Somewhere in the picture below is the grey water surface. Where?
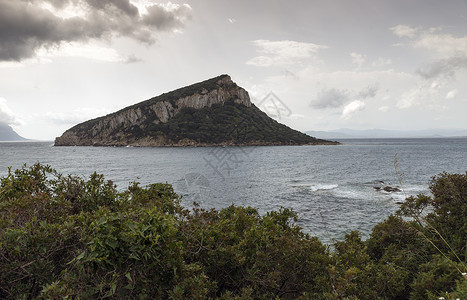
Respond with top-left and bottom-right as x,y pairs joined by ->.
1,138 -> 466,243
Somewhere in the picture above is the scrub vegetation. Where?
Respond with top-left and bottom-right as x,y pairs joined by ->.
143,100 -> 323,145
0,164 -> 466,299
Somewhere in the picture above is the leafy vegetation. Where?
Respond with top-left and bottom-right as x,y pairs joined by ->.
141,100 -> 326,145
1,164 -> 466,299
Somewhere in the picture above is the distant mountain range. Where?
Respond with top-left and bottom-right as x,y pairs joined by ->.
0,123 -> 26,141
306,128 -> 467,139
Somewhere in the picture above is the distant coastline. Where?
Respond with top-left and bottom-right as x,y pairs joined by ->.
306,128 -> 467,140
0,123 -> 27,142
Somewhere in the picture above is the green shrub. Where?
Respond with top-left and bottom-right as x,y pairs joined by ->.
1,164 -> 467,299
410,256 -> 463,300
0,164 -> 331,299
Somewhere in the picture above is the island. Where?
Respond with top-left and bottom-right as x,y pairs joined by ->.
55,75 -> 338,146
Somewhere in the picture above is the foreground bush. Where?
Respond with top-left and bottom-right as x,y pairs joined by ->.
0,164 -> 466,299
0,164 -> 332,299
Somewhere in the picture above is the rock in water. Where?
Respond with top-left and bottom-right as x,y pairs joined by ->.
55,75 -> 338,146
374,185 -> 402,193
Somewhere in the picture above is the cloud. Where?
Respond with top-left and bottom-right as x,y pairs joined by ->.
38,42 -> 126,62
142,3 -> 191,31
378,106 -> 390,112
246,39 -> 328,67
372,57 -> 392,67
413,32 -> 467,57
417,56 -> 467,79
124,54 -> 143,64
0,97 -> 22,125
311,88 -> 350,109
86,0 -> 139,16
390,25 -> 418,38
396,79 -> 445,109
391,25 -> 467,79
311,85 -> 378,109
246,56 -> 275,67
446,89 -> 458,100
341,100 -> 365,120
350,52 -> 365,68
390,25 -> 467,56
0,0 -> 192,61
357,85 -> 379,99
0,61 -> 26,68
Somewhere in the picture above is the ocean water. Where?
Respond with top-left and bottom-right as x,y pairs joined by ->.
1,138 -> 466,243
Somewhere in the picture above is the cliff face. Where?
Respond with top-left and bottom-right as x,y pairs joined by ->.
55,75 -> 337,146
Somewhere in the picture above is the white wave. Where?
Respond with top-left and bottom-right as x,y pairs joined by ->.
309,184 -> 339,192
333,187 -> 368,200
291,183 -> 339,192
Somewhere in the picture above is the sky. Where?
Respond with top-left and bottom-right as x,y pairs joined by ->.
1,0 -> 467,140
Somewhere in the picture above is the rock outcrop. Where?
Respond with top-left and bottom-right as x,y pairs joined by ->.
373,181 -> 402,193
55,75 -> 338,146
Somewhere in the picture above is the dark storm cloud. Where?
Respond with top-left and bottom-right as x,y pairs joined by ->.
85,0 -> 139,17
0,0 -> 192,61
417,56 -> 467,79
143,4 -> 191,30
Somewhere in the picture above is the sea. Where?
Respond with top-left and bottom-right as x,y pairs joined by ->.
1,138 -> 466,244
